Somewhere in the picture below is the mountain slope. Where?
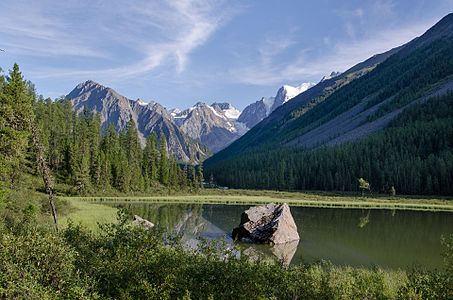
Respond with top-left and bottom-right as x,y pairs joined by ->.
207,92 -> 453,195
237,97 -> 274,129
174,102 -> 243,153
67,81 -> 208,162
205,13 -> 453,195
238,82 -> 315,128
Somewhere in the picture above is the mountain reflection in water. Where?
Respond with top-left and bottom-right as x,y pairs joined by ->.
107,202 -> 453,270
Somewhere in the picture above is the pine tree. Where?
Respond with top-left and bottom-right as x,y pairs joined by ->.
158,135 -> 169,185
143,133 -> 159,184
0,63 -> 34,187
124,119 -> 143,191
89,114 -> 102,186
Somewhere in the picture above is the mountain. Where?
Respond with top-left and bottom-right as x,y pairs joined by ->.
270,83 -> 316,112
205,13 -> 453,195
66,80 -> 208,162
171,102 -> 244,153
320,71 -> 341,82
238,82 -> 315,128
211,102 -> 241,119
237,97 -> 273,129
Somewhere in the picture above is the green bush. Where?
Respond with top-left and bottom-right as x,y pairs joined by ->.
1,213 -> 451,299
0,228 -> 96,299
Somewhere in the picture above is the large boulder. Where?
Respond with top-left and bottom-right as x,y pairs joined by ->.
232,203 -> 299,244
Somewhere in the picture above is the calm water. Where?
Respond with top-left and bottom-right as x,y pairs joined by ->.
106,202 -> 453,270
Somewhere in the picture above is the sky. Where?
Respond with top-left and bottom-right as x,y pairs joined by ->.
0,0 -> 452,110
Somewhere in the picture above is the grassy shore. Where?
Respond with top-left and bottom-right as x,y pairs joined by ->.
59,197 -> 118,231
58,189 -> 453,230
61,189 -> 453,212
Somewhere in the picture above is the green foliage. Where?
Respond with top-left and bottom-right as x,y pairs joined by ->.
397,268 -> 450,299
62,217 -> 408,299
2,208 -> 452,299
0,227 -> 96,299
33,96 -> 200,195
159,135 -> 170,186
358,178 -> 370,195
0,63 -> 34,187
207,36 -> 453,197
206,93 -> 453,195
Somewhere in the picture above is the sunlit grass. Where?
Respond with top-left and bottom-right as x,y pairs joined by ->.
60,189 -> 453,212
59,198 -> 118,231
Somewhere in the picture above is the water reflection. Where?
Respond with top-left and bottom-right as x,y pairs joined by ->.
358,211 -> 370,228
107,202 -> 453,270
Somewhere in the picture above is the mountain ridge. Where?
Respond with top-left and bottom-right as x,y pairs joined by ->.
205,13 -> 453,193
67,80 -> 208,162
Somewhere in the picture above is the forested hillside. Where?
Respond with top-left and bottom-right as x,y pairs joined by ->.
206,92 -> 453,195
205,13 -> 453,195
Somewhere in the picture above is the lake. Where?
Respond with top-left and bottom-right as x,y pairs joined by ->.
104,202 -> 453,270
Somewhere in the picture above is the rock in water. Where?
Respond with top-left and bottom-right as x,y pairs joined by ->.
232,203 -> 299,244
133,215 -> 154,230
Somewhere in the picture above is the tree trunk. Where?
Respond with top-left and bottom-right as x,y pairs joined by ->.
30,122 -> 58,231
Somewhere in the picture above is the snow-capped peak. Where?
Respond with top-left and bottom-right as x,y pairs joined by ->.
211,102 -> 241,120
169,108 -> 182,117
270,82 -> 315,113
280,82 -> 316,103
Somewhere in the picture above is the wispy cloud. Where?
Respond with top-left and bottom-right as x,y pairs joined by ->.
0,2 -> 105,58
1,0 -> 238,81
231,18 -> 437,86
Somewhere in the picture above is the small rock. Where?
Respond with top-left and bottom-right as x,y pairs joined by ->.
232,203 -> 299,244
133,215 -> 154,230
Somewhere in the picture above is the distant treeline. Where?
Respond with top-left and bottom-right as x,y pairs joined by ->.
205,93 -> 453,195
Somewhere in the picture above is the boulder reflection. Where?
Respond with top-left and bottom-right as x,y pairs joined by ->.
238,240 -> 300,266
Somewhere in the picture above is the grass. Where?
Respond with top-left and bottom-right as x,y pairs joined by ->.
60,189 -> 453,212
59,198 -> 118,231
58,189 -> 453,230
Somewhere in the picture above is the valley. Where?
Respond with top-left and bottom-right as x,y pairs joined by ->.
1,4 -> 452,299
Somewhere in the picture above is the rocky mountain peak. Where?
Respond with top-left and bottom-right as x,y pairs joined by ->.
66,82 -> 208,162
271,82 -> 316,112
211,102 -> 241,120
320,71 -> 341,82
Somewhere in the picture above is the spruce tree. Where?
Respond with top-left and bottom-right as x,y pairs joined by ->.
159,136 -> 169,185
143,133 -> 159,184
0,63 -> 34,187
124,119 -> 143,191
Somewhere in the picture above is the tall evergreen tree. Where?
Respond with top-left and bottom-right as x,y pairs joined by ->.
143,132 -> 159,184
0,63 -> 34,187
159,136 -> 169,185
124,119 -> 143,191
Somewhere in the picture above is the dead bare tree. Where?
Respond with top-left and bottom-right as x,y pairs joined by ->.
30,121 -> 58,231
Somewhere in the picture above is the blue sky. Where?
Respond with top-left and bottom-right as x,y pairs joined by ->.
0,0 -> 452,110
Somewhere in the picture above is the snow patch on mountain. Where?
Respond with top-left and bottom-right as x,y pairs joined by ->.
238,81 -> 315,129
320,71 -> 341,82
282,82 -> 316,103
224,107 -> 241,119
262,96 -> 276,115
207,104 -> 227,119
136,99 -> 148,106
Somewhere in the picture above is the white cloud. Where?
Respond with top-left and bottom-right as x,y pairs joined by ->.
0,2 -> 105,58
1,0 -> 237,81
231,19 -> 437,86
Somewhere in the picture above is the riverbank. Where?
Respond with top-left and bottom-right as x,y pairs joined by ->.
61,189 -> 453,212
